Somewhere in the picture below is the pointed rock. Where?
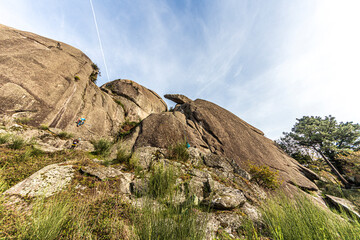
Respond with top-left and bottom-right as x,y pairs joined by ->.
164,94 -> 192,104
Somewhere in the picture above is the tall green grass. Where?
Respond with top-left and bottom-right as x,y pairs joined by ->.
258,193 -> 360,240
133,200 -> 206,240
20,197 -> 72,240
147,164 -> 177,199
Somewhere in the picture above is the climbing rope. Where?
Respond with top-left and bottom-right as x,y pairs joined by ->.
89,0 -> 110,82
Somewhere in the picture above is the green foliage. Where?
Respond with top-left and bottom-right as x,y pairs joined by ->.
74,75 -> 80,81
168,142 -> 190,162
148,164 -> 177,199
91,139 -> 112,157
21,197 -> 72,240
249,163 -> 281,190
39,124 -> 49,130
116,119 -> 139,140
260,193 -> 360,240
0,133 -> 12,144
335,151 -> 360,185
90,63 -> 100,84
278,115 -> 360,162
91,63 -> 99,71
57,131 -> 74,140
8,136 -> 26,150
15,117 -> 31,125
133,200 -> 206,240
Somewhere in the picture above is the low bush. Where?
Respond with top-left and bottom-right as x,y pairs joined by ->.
91,139 -> 112,157
57,131 -> 74,140
74,76 -> 80,81
116,120 -> 139,140
168,142 -> 189,162
249,163 -> 281,190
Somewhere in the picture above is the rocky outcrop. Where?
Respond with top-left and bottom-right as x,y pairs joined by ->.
325,194 -> 360,220
127,97 -> 318,191
101,79 -> 167,122
164,94 -> 192,104
0,24 -> 125,139
4,163 -> 75,198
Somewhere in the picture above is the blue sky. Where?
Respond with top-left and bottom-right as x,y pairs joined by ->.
1,0 -> 359,139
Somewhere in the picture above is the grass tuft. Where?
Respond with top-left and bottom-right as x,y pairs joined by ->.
39,124 -> 49,131
57,131 -> 74,140
0,133 -> 12,144
168,142 -> 189,162
8,136 -> 26,150
15,117 -> 31,125
91,139 -> 112,157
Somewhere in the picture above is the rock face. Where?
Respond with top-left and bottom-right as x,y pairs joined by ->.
4,163 -> 75,198
101,79 -> 167,122
128,97 -> 318,191
0,24 -> 125,138
164,94 -> 192,104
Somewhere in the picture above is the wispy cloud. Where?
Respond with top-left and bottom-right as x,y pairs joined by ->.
0,0 -> 359,139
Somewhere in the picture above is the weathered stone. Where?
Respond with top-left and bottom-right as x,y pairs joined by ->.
203,154 -> 233,172
130,98 -> 318,192
0,24 -> 125,139
204,187 -> 246,210
325,194 -> 360,220
241,202 -> 261,221
81,165 -> 123,180
164,94 -> 192,104
130,178 -> 149,196
188,177 -> 207,201
101,79 -> 167,122
132,146 -> 166,169
4,163 -> 75,198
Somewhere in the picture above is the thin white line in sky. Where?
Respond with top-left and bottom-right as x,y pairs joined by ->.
89,0 -> 110,82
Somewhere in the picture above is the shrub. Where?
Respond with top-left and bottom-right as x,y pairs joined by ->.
116,120 -> 139,140
74,76 -> 80,81
8,136 -> 26,150
0,133 -> 11,144
15,117 -> 30,125
39,124 -> 49,131
168,142 -> 189,162
57,132 -> 74,140
91,139 -> 112,157
249,163 -> 281,190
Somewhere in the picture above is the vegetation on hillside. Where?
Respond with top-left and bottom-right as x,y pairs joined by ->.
277,115 -> 360,187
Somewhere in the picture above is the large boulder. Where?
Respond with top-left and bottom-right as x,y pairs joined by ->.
127,96 -> 318,191
4,163 -> 75,198
101,79 -> 167,122
0,24 -> 125,138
